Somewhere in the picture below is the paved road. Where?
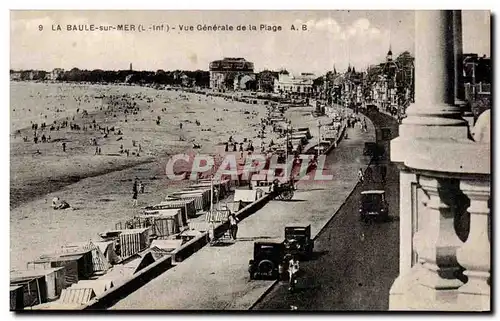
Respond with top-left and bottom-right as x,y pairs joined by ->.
253,111 -> 400,311
111,115 -> 375,310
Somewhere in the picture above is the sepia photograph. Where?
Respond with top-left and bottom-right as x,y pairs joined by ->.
8,8 -> 491,312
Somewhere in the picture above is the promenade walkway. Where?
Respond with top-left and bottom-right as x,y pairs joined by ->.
111,114 -> 375,310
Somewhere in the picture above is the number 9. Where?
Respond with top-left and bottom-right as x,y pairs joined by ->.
39,25 -> 43,31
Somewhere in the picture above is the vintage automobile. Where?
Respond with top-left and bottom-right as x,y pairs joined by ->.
249,239 -> 287,280
284,223 -> 314,259
366,104 -> 379,113
363,142 -> 377,156
359,190 -> 389,222
363,142 -> 385,159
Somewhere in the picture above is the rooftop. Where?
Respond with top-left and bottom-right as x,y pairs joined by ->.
255,238 -> 285,244
285,223 -> 311,228
361,190 -> 385,195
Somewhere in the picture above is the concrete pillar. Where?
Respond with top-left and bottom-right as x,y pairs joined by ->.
453,10 -> 466,105
400,10 -> 468,139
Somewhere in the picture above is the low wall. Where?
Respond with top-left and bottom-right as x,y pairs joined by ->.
325,123 -> 347,155
82,255 -> 173,310
235,194 -> 271,221
173,194 -> 270,263
171,233 -> 209,263
81,194 -> 271,310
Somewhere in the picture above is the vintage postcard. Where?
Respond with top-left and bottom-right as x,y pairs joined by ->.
9,10 -> 491,311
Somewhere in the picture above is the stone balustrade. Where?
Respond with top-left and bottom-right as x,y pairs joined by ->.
388,10 -> 491,311
389,167 -> 490,311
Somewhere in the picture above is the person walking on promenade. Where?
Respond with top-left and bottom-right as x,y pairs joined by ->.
132,178 -> 138,207
358,168 -> 364,183
287,255 -> 300,292
228,213 -> 239,240
62,142 -> 66,152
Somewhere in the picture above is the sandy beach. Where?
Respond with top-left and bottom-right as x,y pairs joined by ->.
10,81 -> 316,271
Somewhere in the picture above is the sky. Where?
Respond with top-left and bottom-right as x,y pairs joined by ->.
10,10 -> 491,75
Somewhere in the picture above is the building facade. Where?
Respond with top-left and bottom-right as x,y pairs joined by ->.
389,10 -> 490,311
209,57 -> 254,91
46,68 -> 65,81
274,72 -> 315,97
10,71 -> 22,81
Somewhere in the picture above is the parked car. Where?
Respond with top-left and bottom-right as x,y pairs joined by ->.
366,104 -> 379,113
359,190 -> 389,222
363,142 -> 378,156
363,142 -> 385,159
249,239 -> 287,280
284,224 -> 314,259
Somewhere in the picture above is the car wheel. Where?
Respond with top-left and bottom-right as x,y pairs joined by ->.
258,260 -> 275,279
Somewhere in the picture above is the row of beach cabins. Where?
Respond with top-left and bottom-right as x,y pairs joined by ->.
10,176 -> 239,310
10,100 -> 346,311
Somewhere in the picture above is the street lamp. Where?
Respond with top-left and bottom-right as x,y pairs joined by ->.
285,121 -> 291,179
317,120 -> 322,159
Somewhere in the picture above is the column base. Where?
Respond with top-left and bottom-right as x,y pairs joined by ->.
399,122 -> 469,140
390,136 -> 490,174
389,266 -> 490,311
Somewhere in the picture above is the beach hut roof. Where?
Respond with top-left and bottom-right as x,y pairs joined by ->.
10,275 -> 42,284
92,241 -> 115,257
150,239 -> 183,251
120,227 -> 150,234
35,253 -> 84,263
10,267 -> 64,281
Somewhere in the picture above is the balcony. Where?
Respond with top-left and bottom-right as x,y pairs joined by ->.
388,10 -> 491,311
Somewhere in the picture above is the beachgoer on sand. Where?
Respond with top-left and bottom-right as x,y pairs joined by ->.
132,178 -> 138,207
51,197 -> 70,210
